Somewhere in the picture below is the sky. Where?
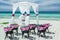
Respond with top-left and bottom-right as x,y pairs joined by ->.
0,0 -> 60,11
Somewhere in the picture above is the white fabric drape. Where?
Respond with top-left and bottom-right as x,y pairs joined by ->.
18,2 -> 30,14
32,4 -> 39,24
12,4 -> 18,14
9,2 -> 39,26
32,3 -> 38,14
9,17 -> 15,24
19,5 -> 26,14
25,5 -> 31,26
19,4 -> 26,26
19,14 -> 25,26
19,3 -> 30,26
25,7 -> 30,26
9,4 -> 18,26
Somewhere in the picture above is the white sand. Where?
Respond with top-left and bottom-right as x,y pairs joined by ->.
0,19 -> 60,40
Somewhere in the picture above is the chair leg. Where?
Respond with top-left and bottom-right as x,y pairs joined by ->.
22,32 -> 24,38
10,31 -> 14,39
11,34 -> 13,39
28,32 -> 29,37
10,34 -> 13,39
34,29 -> 35,33
5,33 -> 8,39
43,32 -> 46,37
39,32 -> 41,37
47,29 -> 49,32
29,30 -> 31,33
16,29 -> 18,35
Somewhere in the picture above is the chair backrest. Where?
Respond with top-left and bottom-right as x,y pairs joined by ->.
4,27 -> 13,32
14,25 -> 19,28
9,26 -> 14,30
38,26 -> 44,31
29,24 -> 36,29
44,23 -> 49,28
29,25 -> 33,29
4,27 -> 9,32
10,24 -> 19,28
21,27 -> 29,31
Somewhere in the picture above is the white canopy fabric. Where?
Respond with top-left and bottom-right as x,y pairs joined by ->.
12,4 -> 18,14
18,4 -> 26,26
12,2 -> 39,14
31,3 -> 39,24
25,7 -> 30,26
18,2 -> 31,26
19,5 -> 26,14
32,3 -> 39,14
9,17 -> 15,24
8,4 -> 18,25
18,2 -> 30,14
19,14 -> 25,26
9,2 -> 39,26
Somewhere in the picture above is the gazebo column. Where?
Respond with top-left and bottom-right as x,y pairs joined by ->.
19,6 -> 26,27
10,5 -> 16,24
21,13 -> 25,27
24,5 -> 30,26
9,4 -> 18,26
25,14 -> 30,26
12,13 -> 15,23
12,13 -> 15,19
25,10 -> 30,26
32,4 -> 39,25
19,13 -> 25,27
36,13 -> 39,25
8,13 -> 15,27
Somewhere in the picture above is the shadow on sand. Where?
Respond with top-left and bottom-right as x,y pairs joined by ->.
40,35 -> 53,39
15,33 -> 22,36
30,32 -> 36,35
9,37 -> 19,40
6,32 -> 54,40
46,31 -> 55,34
24,35 -> 36,40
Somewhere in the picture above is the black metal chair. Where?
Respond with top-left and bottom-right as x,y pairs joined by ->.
20,26 -> 29,38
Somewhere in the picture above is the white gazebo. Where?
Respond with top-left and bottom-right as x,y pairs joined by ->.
9,2 -> 39,27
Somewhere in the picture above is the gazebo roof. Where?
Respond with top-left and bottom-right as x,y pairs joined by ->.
12,2 -> 39,14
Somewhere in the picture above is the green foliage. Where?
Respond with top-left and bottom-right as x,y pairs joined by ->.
2,22 -> 9,24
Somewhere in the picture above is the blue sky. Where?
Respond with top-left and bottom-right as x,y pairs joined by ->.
0,0 -> 60,11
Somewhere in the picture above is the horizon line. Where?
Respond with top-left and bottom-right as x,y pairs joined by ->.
0,11 -> 60,13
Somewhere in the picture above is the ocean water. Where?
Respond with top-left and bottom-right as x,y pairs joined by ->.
0,12 -> 60,20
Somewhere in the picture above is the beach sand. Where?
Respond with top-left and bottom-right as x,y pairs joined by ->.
0,19 -> 60,40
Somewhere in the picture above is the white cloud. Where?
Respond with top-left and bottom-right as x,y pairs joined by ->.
0,0 -> 60,11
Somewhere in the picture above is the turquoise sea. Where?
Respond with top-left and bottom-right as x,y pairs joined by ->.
0,12 -> 60,20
